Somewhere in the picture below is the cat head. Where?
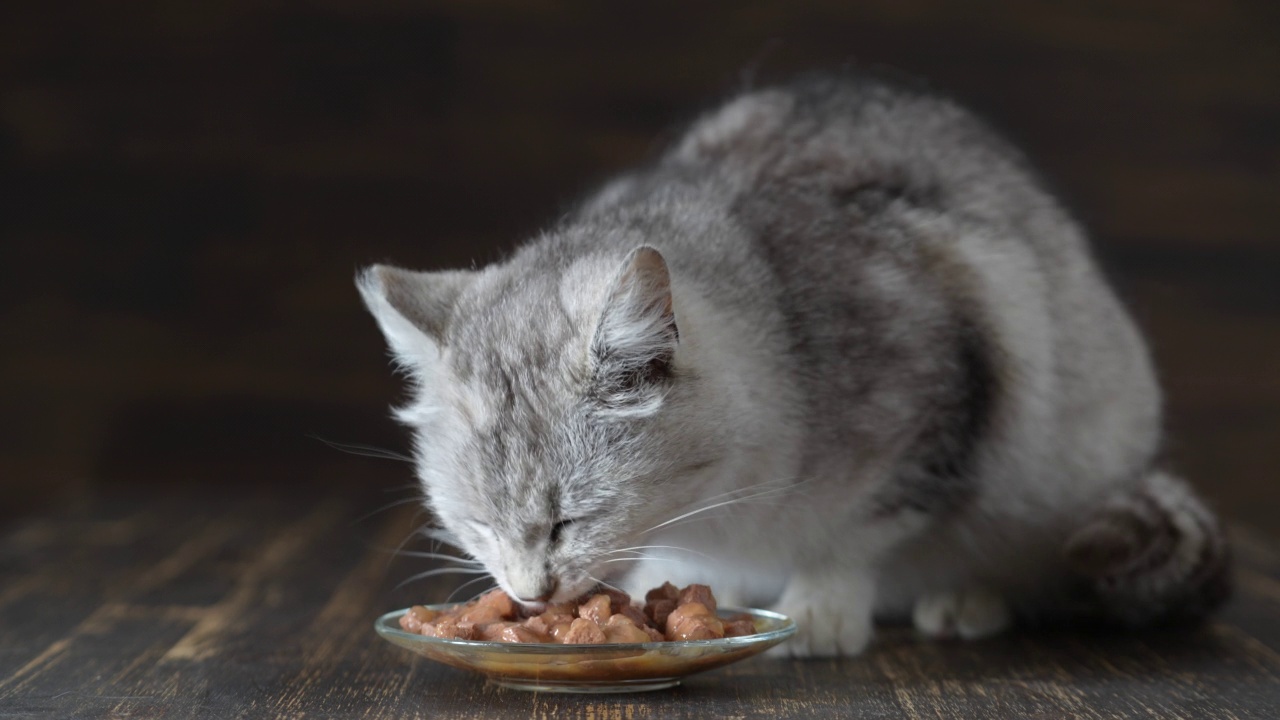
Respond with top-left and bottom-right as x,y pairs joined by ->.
358,246 -> 720,604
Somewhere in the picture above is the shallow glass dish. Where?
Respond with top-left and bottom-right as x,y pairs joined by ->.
374,604 -> 796,693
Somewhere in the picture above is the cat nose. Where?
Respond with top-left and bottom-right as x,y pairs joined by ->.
518,578 -> 558,603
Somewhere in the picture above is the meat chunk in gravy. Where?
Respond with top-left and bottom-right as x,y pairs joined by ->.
397,583 -> 757,644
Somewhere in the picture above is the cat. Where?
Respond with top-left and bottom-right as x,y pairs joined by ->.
358,71 -> 1230,657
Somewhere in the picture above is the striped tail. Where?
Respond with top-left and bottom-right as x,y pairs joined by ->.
1063,469 -> 1231,626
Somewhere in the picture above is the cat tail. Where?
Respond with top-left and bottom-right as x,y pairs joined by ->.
1061,469 -> 1232,626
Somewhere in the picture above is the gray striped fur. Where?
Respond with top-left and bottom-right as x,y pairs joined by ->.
359,71 -> 1229,655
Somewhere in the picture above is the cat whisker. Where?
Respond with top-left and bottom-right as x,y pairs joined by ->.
683,476 -> 814,510
382,521 -> 435,570
391,550 -> 484,565
352,496 -> 424,525
394,566 -> 491,591
660,477 -> 799,518
452,580 -> 500,605
401,523 -> 454,556
603,545 -> 716,561
462,586 -> 500,605
368,513 -> 431,572
445,575 -> 497,604
310,436 -> 415,463
640,483 -> 810,536
600,557 -> 689,565
589,576 -> 627,595
424,527 -> 462,547
643,499 -> 810,536
681,496 -> 812,523
691,476 -> 802,503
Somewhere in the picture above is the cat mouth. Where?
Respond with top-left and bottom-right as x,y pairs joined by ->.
517,600 -> 548,614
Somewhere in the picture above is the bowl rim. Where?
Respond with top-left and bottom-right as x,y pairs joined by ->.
374,603 -> 796,655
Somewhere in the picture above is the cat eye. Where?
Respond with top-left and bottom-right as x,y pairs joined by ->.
549,518 -> 578,545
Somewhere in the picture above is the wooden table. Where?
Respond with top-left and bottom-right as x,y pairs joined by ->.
3,483 -> 1278,719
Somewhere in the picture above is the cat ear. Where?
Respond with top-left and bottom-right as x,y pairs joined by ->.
356,264 -> 473,365
589,246 -> 679,416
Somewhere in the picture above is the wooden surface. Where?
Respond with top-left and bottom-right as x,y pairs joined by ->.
1,483 -> 1279,719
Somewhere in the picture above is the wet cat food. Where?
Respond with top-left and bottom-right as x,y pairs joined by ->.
398,582 -> 758,644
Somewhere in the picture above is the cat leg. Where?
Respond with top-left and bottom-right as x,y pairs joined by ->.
769,565 -> 876,657
912,586 -> 1012,640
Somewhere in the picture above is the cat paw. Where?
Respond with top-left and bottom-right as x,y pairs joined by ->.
912,587 -> 1012,640
768,572 -> 874,658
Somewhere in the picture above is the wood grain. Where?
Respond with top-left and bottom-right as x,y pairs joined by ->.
1,484 -> 1277,719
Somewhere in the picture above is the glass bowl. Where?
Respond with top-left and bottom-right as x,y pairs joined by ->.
374,604 -> 796,693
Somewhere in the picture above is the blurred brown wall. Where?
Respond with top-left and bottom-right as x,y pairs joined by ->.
2,2 -> 1278,526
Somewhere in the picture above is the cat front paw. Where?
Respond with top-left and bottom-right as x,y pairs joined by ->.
769,572 -> 874,658
912,587 -> 1011,640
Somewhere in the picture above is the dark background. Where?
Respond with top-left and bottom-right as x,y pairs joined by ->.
2,1 -> 1278,533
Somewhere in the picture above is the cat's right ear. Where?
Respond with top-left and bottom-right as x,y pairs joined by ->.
356,264 -> 472,367
588,246 -> 679,418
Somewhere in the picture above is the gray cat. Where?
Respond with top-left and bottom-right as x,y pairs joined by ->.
358,73 -> 1229,656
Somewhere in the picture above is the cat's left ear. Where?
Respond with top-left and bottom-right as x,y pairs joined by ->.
589,246 -> 679,416
356,264 -> 473,367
